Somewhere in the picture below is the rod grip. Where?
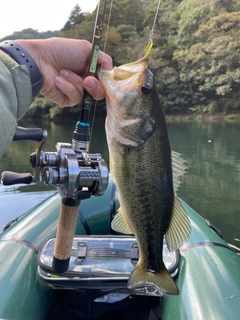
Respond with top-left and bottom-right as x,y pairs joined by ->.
52,198 -> 80,273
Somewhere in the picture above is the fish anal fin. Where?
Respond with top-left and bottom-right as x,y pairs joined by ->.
165,197 -> 191,251
128,264 -> 179,296
111,207 -> 133,234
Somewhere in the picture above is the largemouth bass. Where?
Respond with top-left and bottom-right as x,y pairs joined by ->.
98,58 -> 191,296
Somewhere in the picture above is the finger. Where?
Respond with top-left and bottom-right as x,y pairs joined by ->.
58,69 -> 105,100
59,69 -> 84,93
98,51 -> 113,70
55,76 -> 83,107
83,76 -> 106,100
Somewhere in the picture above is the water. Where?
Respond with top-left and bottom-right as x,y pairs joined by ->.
167,120 -> 240,250
0,117 -> 240,250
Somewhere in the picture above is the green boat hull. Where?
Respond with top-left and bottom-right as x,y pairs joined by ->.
162,201 -> 240,319
0,179 -> 239,319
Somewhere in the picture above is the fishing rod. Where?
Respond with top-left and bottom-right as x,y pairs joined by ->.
73,0 -> 107,153
1,0 -> 161,274
1,0 -> 110,274
52,0 -> 109,273
52,0 -> 160,272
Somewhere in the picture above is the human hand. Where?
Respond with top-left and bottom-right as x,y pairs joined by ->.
16,38 -> 112,107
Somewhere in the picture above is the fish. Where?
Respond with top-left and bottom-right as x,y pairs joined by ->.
98,57 -> 191,296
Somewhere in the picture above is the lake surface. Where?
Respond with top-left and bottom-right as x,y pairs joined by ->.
0,116 -> 240,252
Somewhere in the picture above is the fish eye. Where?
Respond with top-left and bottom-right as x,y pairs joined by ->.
141,83 -> 152,95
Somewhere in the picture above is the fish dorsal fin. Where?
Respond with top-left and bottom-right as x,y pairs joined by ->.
165,197 -> 191,251
171,151 -> 187,195
111,207 -> 133,235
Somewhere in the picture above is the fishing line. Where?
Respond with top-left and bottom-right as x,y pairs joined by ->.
103,0 -> 114,53
89,0 -> 114,146
138,0 -> 162,59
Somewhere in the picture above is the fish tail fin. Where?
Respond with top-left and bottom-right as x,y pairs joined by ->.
128,264 -> 179,296
165,197 -> 191,252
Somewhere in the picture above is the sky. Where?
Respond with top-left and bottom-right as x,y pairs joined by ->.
0,1 -> 99,39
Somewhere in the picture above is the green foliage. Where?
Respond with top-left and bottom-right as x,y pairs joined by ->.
61,4 -> 88,32
116,25 -> 137,41
0,28 -> 59,41
173,10 -> 240,113
60,10 -> 96,41
106,0 -> 145,31
102,26 -> 122,64
5,0 -> 240,119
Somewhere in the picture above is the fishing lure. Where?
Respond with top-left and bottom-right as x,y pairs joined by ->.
138,0 -> 161,59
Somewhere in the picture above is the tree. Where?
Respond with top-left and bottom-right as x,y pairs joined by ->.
148,0 -> 240,114
0,28 -> 59,41
62,4 -> 87,31
6,0 -> 240,118
173,11 -> 240,113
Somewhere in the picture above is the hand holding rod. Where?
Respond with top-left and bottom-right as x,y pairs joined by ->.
80,0 -> 107,126
52,0 -> 108,274
0,1 -> 109,275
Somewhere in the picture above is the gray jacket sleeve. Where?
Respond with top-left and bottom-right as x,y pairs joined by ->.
0,50 -> 32,156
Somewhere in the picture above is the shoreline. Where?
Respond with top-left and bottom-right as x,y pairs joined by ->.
165,112 -> 240,123
21,111 -> 240,124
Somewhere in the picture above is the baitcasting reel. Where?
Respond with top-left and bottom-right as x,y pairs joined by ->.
1,0 -> 109,274
1,124 -> 109,201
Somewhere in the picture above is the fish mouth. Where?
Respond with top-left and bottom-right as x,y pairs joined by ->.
111,57 -> 149,81
98,57 -> 150,94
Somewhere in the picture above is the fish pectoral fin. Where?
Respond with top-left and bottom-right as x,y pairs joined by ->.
128,264 -> 179,296
111,208 -> 133,234
165,197 -> 191,251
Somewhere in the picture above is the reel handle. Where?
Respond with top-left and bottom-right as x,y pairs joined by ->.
1,171 -> 33,185
13,126 -> 44,141
52,198 -> 80,273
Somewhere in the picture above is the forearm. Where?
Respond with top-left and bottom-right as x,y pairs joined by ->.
0,37 -> 112,156
0,50 -> 32,156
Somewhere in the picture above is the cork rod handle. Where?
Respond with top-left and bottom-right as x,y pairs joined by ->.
52,198 -> 80,273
